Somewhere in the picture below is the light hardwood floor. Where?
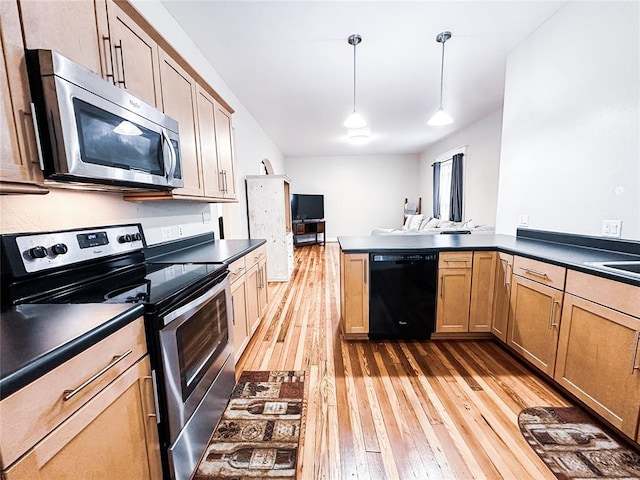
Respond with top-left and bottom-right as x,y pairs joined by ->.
237,243 -> 572,479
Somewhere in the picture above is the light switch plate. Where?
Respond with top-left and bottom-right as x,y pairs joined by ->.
518,214 -> 529,227
602,219 -> 622,237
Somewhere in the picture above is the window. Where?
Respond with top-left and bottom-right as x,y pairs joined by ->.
438,160 -> 452,220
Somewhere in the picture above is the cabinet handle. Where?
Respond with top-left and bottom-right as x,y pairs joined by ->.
114,40 -> 127,87
440,276 -> 445,298
63,350 -> 133,401
28,103 -> 45,171
548,300 -> 560,329
631,331 -> 640,375
102,35 -> 116,84
231,296 -> 236,325
143,376 -> 157,419
520,267 -> 549,280
504,262 -> 512,288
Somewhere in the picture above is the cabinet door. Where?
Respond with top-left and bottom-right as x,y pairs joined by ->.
508,275 -> 563,377
555,294 -> 640,439
19,0 -> 105,76
159,50 -> 203,197
436,268 -> 472,333
231,277 -> 249,360
0,1 -> 47,193
491,253 -> 513,342
340,252 -> 369,337
469,251 -> 496,332
245,264 -> 260,334
214,103 -> 236,199
195,86 -> 224,199
105,0 -> 161,108
5,357 -> 161,480
257,259 -> 269,318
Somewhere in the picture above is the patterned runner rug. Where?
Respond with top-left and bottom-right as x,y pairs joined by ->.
193,371 -> 305,479
518,406 -> 640,479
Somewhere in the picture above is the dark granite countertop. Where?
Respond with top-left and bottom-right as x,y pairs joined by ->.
146,237 -> 267,265
0,303 -> 145,400
338,232 -> 640,287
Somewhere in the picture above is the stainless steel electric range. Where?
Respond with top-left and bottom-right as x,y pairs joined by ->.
1,224 -> 236,480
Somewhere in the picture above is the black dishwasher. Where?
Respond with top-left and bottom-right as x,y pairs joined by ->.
369,252 -> 438,340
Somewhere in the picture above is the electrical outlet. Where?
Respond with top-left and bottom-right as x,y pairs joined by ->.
518,214 -> 529,227
161,226 -> 172,241
202,211 -> 212,224
178,225 -> 185,237
602,220 -> 622,238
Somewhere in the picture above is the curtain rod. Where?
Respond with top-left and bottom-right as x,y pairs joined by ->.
430,144 -> 467,166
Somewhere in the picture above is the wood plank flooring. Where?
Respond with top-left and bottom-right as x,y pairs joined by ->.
236,243 -> 573,479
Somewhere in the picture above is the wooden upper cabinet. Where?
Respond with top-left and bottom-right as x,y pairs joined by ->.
18,0 -> 105,76
214,103 -> 237,199
103,0 -> 162,108
196,86 -> 224,198
158,50 -> 203,197
0,0 -> 47,194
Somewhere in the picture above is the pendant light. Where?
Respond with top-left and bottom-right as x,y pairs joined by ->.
344,34 -> 367,130
427,31 -> 454,127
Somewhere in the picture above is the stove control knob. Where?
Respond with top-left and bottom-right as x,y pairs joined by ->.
118,234 -> 133,243
50,243 -> 68,255
133,233 -> 142,241
28,246 -> 48,259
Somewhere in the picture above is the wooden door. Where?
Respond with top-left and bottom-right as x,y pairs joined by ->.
555,294 -> 640,438
19,0 -> 105,76
5,357 -> 161,479
245,264 -> 261,334
159,50 -> 202,197
196,86 -> 224,199
257,259 -> 269,318
231,278 -> 249,360
436,268 -> 472,333
214,103 -> 236,199
0,1 -> 48,193
469,251 -> 496,332
491,253 -> 513,342
340,252 -> 369,337
508,275 -> 563,377
106,0 -> 161,107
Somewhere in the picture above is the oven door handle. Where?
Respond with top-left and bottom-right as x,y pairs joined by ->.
162,270 -> 230,326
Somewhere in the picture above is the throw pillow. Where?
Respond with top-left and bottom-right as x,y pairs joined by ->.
424,217 -> 441,228
402,214 -> 424,231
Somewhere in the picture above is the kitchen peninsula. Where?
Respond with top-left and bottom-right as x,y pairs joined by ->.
339,229 -> 640,444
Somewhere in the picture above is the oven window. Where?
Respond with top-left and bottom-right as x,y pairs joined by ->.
175,291 -> 228,401
73,98 -> 164,175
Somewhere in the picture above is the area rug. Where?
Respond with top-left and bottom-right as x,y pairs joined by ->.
193,371 -> 305,479
518,406 -> 640,479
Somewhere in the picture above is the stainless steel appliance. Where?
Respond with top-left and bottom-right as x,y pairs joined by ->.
26,50 -> 183,190
368,252 -> 438,339
1,224 -> 234,480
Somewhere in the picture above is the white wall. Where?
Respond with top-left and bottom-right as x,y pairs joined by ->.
284,154 -> 420,238
496,1 -> 640,239
0,1 -> 283,242
418,109 -> 503,226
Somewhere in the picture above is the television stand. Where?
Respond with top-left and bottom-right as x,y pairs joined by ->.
293,220 -> 325,246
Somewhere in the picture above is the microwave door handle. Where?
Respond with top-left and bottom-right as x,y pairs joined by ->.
161,129 -> 178,182
160,129 -> 172,181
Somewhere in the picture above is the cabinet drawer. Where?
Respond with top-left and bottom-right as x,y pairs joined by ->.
0,317 -> 147,467
439,251 -> 473,269
228,257 -> 246,284
565,270 -> 640,318
513,256 -> 566,289
246,244 -> 267,270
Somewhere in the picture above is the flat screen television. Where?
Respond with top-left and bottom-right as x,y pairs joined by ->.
291,193 -> 324,221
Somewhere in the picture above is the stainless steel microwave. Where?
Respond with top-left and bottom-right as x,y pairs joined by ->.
26,49 -> 183,190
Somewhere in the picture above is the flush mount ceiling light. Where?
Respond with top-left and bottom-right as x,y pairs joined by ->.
343,34 -> 368,131
427,31 -> 454,127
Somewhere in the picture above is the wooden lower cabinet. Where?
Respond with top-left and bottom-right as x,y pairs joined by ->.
436,252 -> 472,334
508,274 -> 563,377
231,274 -> 249,358
491,253 -> 513,342
469,251 -> 496,332
4,356 -> 161,479
340,251 -> 369,338
257,258 -> 268,318
554,271 -> 640,440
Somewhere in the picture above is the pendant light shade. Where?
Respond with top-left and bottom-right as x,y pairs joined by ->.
344,34 -> 368,131
428,31 -> 454,127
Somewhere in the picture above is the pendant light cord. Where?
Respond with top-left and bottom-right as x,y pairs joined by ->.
438,40 -> 445,110
352,40 -> 357,113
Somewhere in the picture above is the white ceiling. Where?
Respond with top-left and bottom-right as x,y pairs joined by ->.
160,1 -> 565,157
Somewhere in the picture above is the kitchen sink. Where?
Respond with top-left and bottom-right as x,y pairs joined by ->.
584,261 -> 640,278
